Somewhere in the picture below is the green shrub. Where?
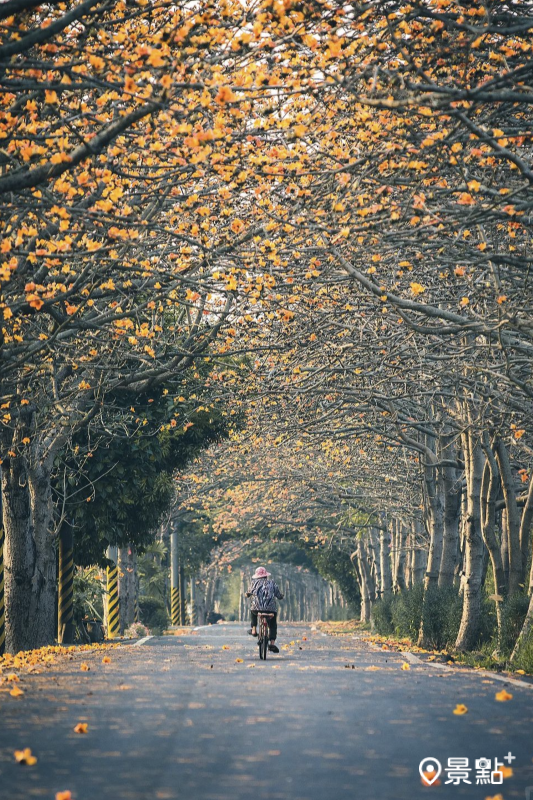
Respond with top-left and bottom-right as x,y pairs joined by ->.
73,567 -> 104,624
139,596 -> 169,635
391,583 -> 425,641
371,595 -> 394,635
479,596 -> 498,644
419,586 -> 496,650
512,630 -> 533,673
434,586 -> 463,649
498,593 -> 529,655
373,584 -> 495,650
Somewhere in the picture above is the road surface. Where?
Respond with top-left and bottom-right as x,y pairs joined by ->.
1,623 -> 532,799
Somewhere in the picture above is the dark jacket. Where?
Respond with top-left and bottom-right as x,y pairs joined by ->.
247,577 -> 283,612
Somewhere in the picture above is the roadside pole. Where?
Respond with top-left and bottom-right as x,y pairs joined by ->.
178,564 -> 186,625
170,527 -> 179,626
57,524 -> 75,644
133,547 -> 140,624
134,588 -> 140,624
133,548 -> 141,624
190,576 -> 197,626
106,545 -> 120,639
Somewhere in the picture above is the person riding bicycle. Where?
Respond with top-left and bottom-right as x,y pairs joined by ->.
245,567 -> 284,653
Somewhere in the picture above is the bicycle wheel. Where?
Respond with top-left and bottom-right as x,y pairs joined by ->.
260,622 -> 268,660
257,618 -> 263,659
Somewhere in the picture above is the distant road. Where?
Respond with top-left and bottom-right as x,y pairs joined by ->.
1,622 -> 532,799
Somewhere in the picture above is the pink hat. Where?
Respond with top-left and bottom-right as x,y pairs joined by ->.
253,566 -> 271,578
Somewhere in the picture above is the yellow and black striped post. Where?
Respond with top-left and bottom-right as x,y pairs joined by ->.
0,527 -> 5,656
171,584 -> 179,626
134,589 -> 140,624
170,526 -> 180,626
106,546 -> 119,639
57,525 -> 75,644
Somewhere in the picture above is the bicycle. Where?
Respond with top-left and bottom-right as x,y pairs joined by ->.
257,612 -> 275,660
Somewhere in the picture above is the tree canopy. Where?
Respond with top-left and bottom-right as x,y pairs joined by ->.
1,0 -> 533,664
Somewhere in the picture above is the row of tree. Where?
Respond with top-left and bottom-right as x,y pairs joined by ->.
172,1 -> 533,660
2,1 -> 533,661
0,0 -> 302,652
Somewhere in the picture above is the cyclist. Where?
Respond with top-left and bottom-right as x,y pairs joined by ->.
245,566 -> 284,653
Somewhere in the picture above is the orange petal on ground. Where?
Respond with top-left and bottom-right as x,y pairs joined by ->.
14,748 -> 37,765
74,723 -> 88,734
495,689 -> 513,702
453,704 -> 468,715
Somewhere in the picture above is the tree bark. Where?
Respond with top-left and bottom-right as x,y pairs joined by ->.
3,449 -> 57,653
495,437 -> 522,594
411,519 -> 426,585
480,435 -> 506,644
379,526 -> 393,597
511,590 -> 533,661
439,434 -> 461,587
352,543 -> 372,623
368,528 -> 381,598
417,435 -> 446,647
395,522 -> 407,592
455,429 -> 485,652
500,508 -> 509,588
422,436 -> 445,590
520,474 -> 533,593
512,477 -> 533,659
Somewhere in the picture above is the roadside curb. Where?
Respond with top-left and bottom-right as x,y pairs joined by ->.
401,650 -> 533,690
351,633 -> 533,690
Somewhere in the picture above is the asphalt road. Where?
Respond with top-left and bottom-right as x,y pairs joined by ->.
1,623 -> 532,800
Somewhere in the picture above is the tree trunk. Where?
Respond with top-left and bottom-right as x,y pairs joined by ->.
370,527 -> 381,597
455,430 -> 485,652
520,474 -> 533,593
511,590 -> 533,661
379,526 -> 393,597
495,437 -> 522,594
512,479 -> 533,659
3,451 -> 57,653
351,544 -> 371,623
480,436 -> 506,644
423,440 -> 445,590
417,438 -> 446,647
364,539 -> 376,603
439,434 -> 461,587
411,519 -> 426,585
390,519 -> 398,590
395,522 -> 407,592
455,487 -> 466,585
500,508 -> 509,588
